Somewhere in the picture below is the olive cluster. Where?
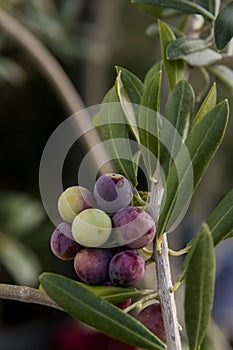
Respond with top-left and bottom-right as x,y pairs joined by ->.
50,173 -> 156,287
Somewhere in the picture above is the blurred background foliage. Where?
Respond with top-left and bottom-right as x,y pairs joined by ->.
0,0 -> 232,349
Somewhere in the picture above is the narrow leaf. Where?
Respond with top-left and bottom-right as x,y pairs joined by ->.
167,38 -> 210,60
144,60 -> 162,85
191,83 -> 217,129
116,71 -> 141,143
76,283 -> 145,303
139,71 -> 162,176
132,150 -> 141,180
158,100 -> 229,237
158,20 -> 184,91
185,100 -> 229,190
40,273 -> 166,350
115,66 -> 144,104
160,80 -> 195,178
99,87 -> 138,186
180,188 -> 233,283
214,1 -> 233,50
132,0 -> 215,20
196,0 -> 220,15
207,188 -> 233,246
181,48 -> 221,66
207,65 -> 233,94
0,233 -> 41,286
179,233 -> 200,283
185,225 -> 215,350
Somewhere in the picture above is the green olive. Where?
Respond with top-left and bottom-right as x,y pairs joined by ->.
72,208 -> 112,247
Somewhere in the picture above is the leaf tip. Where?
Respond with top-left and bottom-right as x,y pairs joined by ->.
115,66 -> 121,74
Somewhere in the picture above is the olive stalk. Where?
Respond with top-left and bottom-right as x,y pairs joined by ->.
149,181 -> 182,350
0,283 -> 62,311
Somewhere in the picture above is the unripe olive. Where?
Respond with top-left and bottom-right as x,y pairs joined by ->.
72,208 -> 112,247
58,186 -> 94,223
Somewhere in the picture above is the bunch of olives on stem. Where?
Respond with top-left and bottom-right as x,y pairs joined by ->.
50,173 -> 165,339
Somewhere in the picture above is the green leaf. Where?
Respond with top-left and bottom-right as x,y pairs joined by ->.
39,273 -> 166,350
207,65 -> 233,94
144,60 -> 162,85
184,225 -> 215,350
191,83 -> 217,129
116,71 -> 141,143
146,21 -> 185,38
0,233 -> 41,286
157,100 -> 229,237
132,150 -> 142,180
181,48 -> 221,67
160,80 -> 195,178
139,70 -> 162,176
196,0 -> 220,15
132,0 -> 215,20
179,233 -> 200,283
167,38 -> 210,60
206,188 -> 233,246
180,188 -> 233,282
185,100 -> 229,189
0,193 -> 45,236
158,20 -> 184,90
99,87 -> 138,186
135,3 -> 179,17
75,283 -> 145,303
115,66 -> 144,104
214,1 -> 233,50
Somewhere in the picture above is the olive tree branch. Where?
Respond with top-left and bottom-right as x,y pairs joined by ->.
149,181 -> 182,350
0,283 -> 62,311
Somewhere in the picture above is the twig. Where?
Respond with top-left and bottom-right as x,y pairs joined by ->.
0,283 -> 62,311
149,181 -> 182,350
154,236 -> 182,350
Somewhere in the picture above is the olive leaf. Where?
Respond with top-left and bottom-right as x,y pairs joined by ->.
207,65 -> 233,94
39,273 -> 166,350
98,87 -> 138,186
179,187 -> 233,285
132,0 -> 215,20
191,83 -> 217,129
166,37 -> 221,67
116,70 -> 141,144
167,38 -> 210,60
158,20 -> 184,91
0,233 -> 41,286
115,66 -> 144,104
144,60 -> 162,85
206,188 -> 233,246
160,80 -> 195,178
73,283 -> 145,303
157,100 -> 229,237
195,0 -> 220,15
180,48 -> 221,67
214,1 -> 233,50
184,225 -> 215,350
139,70 -> 162,177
